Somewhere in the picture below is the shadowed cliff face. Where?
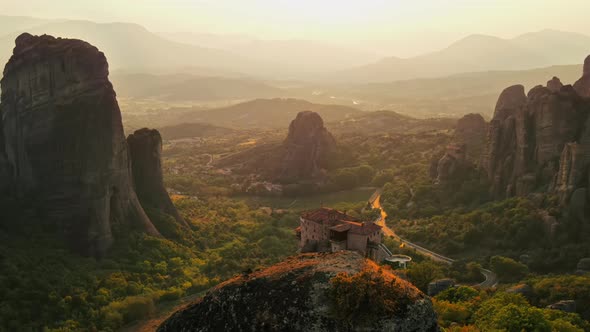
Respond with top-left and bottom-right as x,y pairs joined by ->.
482,57 -> 590,226
430,113 -> 486,183
0,33 -> 160,256
573,55 -> 590,98
483,82 -> 590,199
127,128 -> 188,227
158,251 -> 438,332
280,111 -> 336,181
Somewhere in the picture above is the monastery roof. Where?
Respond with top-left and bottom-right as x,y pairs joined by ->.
347,222 -> 382,235
301,207 -> 359,223
302,207 -> 382,236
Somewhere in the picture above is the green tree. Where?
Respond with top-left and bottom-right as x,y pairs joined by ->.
490,256 -> 528,283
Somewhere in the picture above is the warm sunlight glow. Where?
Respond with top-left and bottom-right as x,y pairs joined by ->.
4,0 -> 590,56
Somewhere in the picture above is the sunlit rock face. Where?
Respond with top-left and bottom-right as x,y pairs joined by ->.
0,33 -> 160,256
280,111 -> 336,181
483,57 -> 590,208
158,251 -> 438,332
127,128 -> 187,227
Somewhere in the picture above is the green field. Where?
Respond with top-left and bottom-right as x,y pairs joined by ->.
236,187 -> 376,211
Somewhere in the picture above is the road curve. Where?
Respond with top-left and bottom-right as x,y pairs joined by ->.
369,189 -> 497,288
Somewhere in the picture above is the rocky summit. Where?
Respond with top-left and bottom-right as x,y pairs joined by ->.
127,128 -> 187,227
158,251 -> 438,332
280,111 -> 336,181
482,56 -> 590,224
0,34 -> 164,256
573,55 -> 590,98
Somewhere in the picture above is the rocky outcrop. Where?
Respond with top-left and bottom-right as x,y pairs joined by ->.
430,144 -> 469,183
482,84 -> 527,197
454,113 -> 487,158
547,76 -> 563,93
573,55 -> 590,98
430,113 -> 485,183
158,251 -> 438,332
127,128 -> 187,227
280,111 -> 336,181
480,56 -> 590,237
547,300 -> 576,313
483,75 -> 590,199
0,34 -> 161,256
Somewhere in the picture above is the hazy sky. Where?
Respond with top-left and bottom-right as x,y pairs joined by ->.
4,0 -> 590,56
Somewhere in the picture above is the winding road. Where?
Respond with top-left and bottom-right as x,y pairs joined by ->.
369,189 -> 497,288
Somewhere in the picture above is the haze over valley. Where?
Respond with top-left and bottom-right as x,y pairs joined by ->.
2,2 -> 590,331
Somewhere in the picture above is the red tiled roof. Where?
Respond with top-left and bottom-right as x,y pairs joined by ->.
301,207 -> 381,236
329,223 -> 351,232
301,207 -> 359,224
348,222 -> 382,236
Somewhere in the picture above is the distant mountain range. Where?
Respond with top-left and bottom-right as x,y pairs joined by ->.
2,16 -> 590,84
334,30 -> 590,82
0,17 -> 273,77
161,32 -> 383,72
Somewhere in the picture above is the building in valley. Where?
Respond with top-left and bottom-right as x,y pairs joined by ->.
296,207 -> 387,260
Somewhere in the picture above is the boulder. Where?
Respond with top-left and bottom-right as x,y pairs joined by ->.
546,300 -> 576,313
0,34 -> 161,255
280,111 -> 336,181
158,251 -> 438,332
127,128 -> 188,227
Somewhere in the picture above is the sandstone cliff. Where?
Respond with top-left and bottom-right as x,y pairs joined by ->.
280,111 -> 336,181
127,128 -> 188,227
0,34 -> 161,255
158,251 -> 438,332
483,80 -> 590,199
482,57 -> 590,226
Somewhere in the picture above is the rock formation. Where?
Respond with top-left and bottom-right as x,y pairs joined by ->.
430,144 -> 469,183
280,111 -> 336,181
573,55 -> 590,98
483,79 -> 590,199
454,113 -> 487,158
547,76 -> 563,93
430,113 -> 486,183
0,34 -> 162,256
482,57 -> 590,227
127,128 -> 187,227
158,251 -> 438,332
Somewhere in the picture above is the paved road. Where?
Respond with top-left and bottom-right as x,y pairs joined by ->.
369,189 -> 497,288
